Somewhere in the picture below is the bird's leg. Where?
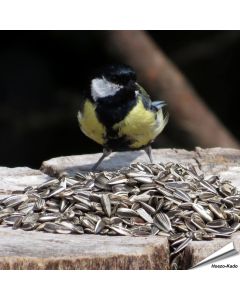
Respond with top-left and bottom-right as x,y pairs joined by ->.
92,148 -> 112,171
144,145 -> 153,163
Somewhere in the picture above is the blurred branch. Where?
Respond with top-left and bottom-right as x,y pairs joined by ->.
104,30 -> 239,148
171,31 -> 240,65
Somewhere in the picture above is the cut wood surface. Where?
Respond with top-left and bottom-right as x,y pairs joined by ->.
0,227 -> 169,270
0,167 -> 51,194
1,147 -> 240,269
41,147 -> 240,188
181,233 -> 240,269
40,148 -> 198,176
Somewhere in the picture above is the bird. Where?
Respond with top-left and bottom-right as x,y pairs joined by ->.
77,64 -> 169,171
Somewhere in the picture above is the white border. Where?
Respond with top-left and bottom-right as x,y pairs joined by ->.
0,1 -> 240,299
0,270 -> 239,300
0,0 -> 240,29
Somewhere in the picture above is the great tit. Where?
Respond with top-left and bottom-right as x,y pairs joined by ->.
77,64 -> 169,170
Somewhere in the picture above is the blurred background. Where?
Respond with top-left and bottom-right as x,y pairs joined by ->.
0,30 -> 240,168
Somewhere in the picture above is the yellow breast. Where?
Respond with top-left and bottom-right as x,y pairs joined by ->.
113,97 -> 165,149
78,99 -> 106,145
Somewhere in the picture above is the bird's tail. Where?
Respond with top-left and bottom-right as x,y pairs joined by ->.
152,100 -> 167,110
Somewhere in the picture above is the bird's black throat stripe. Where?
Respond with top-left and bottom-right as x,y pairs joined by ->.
95,88 -> 137,149
104,136 -> 132,151
95,88 -> 136,127
105,137 -> 153,151
91,85 -> 154,151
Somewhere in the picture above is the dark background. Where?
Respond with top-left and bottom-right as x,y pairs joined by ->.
0,31 -> 240,168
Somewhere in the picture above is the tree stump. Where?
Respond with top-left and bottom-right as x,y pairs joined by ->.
1,147 -> 240,269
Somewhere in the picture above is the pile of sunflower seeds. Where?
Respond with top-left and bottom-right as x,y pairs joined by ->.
1,162 -> 240,269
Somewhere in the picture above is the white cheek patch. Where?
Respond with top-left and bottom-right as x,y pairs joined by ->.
91,77 -> 123,101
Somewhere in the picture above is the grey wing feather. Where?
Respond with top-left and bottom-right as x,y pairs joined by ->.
152,100 -> 169,127
137,83 -> 169,131
152,100 -> 167,111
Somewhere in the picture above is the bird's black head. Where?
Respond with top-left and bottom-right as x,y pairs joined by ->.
90,64 -> 137,102
102,64 -> 137,86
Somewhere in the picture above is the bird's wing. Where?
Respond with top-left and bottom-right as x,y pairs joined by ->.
136,83 -> 169,126
136,83 -> 150,98
135,83 -> 153,110
152,100 -> 169,129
